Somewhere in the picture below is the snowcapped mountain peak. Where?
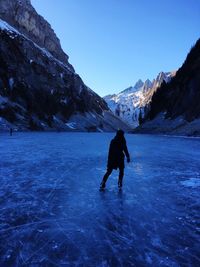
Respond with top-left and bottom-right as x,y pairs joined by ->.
104,71 -> 176,128
142,79 -> 153,93
154,71 -> 176,88
134,79 -> 144,89
144,79 -> 152,87
119,79 -> 144,95
157,71 -> 172,82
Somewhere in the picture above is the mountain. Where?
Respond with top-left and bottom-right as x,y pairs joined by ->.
0,0 -> 72,68
135,39 -> 200,136
0,0 -> 131,132
104,71 -> 175,128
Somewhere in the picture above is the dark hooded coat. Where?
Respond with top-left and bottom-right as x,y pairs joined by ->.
107,134 -> 130,170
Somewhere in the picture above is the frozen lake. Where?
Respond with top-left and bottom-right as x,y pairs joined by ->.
0,132 -> 200,266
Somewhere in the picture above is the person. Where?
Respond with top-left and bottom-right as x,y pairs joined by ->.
100,129 -> 130,190
10,128 -> 13,136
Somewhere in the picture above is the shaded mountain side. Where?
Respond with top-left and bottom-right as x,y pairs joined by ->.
148,39 -> 200,121
0,19 -> 130,132
135,38 -> 200,136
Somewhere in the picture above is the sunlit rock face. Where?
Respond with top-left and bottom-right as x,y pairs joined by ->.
0,0 -> 72,69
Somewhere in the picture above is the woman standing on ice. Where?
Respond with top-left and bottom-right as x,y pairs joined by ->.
100,130 -> 130,190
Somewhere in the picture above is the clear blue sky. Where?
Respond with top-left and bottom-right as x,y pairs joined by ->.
31,0 -> 199,96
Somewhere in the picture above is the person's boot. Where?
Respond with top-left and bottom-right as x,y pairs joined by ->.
99,182 -> 106,190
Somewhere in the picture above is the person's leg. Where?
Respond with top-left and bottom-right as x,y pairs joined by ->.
118,167 -> 124,188
100,168 -> 113,188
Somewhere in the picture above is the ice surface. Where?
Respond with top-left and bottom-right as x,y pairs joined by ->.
181,178 -> 200,188
0,133 -> 200,266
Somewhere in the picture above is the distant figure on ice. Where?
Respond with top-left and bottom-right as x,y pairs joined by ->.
10,128 -> 13,136
100,130 -> 130,190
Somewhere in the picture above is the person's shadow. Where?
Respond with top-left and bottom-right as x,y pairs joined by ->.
98,189 -> 127,234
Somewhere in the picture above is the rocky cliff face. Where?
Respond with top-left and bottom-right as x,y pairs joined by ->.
0,0 -> 73,70
136,39 -> 200,136
0,2 -> 130,132
104,72 -> 175,128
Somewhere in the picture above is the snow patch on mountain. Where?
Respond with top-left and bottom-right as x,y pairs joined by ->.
104,71 -> 176,128
0,19 -> 73,73
0,18 -> 21,34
